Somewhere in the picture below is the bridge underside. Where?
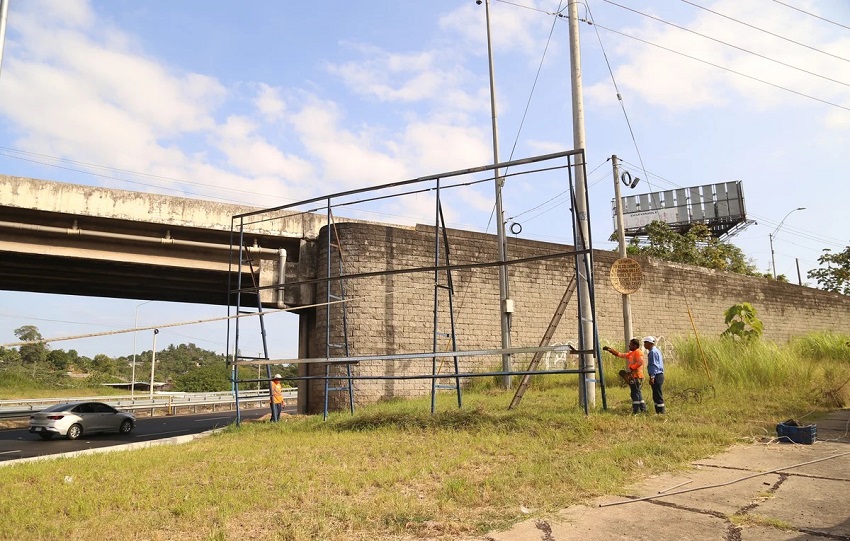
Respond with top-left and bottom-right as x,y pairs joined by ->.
0,206 -> 305,306
0,251 -> 256,305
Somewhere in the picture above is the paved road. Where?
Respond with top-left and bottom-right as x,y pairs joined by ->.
486,409 -> 850,541
0,405 -> 294,463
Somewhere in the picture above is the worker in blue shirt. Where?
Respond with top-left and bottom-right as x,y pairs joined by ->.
643,336 -> 665,414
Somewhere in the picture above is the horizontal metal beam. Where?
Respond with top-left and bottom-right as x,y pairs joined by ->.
232,344 -> 590,366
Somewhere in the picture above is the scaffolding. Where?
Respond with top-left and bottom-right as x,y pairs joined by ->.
227,150 -> 606,421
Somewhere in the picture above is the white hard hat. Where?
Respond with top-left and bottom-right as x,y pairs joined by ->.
642,336 -> 656,344
273,374 -> 282,379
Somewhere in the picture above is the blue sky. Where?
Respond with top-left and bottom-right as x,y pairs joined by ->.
0,0 -> 848,359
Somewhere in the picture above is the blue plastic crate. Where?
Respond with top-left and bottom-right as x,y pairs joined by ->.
776,422 -> 817,444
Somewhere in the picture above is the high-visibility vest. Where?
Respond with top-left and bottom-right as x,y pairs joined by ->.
612,348 -> 645,380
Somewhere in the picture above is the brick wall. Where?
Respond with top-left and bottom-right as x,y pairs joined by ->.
303,222 -> 850,413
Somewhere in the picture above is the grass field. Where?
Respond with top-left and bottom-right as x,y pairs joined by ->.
0,334 -> 847,541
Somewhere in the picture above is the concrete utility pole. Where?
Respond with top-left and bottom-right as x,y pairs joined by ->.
0,0 -> 9,78
568,1 -> 595,408
611,155 -> 633,347
483,0 -> 513,389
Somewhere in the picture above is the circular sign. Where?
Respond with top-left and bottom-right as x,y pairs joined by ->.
610,258 -> 643,294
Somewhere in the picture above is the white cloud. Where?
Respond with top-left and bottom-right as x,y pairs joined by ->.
213,116 -> 315,182
254,84 -> 287,121
439,2 -> 555,58
326,45 -> 479,105
585,0 -> 850,117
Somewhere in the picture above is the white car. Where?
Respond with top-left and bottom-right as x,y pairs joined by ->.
29,401 -> 135,440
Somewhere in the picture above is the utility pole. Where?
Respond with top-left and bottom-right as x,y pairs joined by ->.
568,0 -> 595,408
612,155 -> 633,347
0,0 -> 9,78
483,0 -> 513,389
796,258 -> 802,286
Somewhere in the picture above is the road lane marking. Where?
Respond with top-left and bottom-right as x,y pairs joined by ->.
0,450 -> 21,455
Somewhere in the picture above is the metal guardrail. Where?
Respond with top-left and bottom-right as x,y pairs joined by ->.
0,389 -> 298,419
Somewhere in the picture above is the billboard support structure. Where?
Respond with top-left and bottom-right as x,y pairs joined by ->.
613,181 -> 753,240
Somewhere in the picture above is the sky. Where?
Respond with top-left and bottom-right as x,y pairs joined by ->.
0,0 -> 848,361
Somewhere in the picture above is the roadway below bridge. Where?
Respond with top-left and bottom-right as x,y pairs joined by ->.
0,404 -> 296,464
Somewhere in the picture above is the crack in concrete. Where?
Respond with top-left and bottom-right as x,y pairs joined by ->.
694,462 -> 850,483
795,528 -> 850,540
534,519 -> 556,541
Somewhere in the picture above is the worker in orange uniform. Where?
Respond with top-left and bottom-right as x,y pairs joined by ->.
270,373 -> 285,422
603,338 -> 647,414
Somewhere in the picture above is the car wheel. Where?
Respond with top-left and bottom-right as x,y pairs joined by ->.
38,432 -> 54,440
66,424 -> 83,440
119,419 -> 133,434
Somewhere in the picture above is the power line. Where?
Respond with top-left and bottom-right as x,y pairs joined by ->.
581,19 -> 850,113
0,150 -> 258,205
680,0 -> 850,65
602,0 -> 850,88
770,0 -> 850,32
505,1 -> 565,166
584,1 -> 653,192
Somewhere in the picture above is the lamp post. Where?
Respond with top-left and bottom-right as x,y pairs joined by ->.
130,300 -> 153,398
149,328 -> 159,399
769,207 -> 805,279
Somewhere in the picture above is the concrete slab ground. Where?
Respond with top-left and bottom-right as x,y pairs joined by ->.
485,409 -> 850,541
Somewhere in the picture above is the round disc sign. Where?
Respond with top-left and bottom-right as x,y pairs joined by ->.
610,258 -> 643,294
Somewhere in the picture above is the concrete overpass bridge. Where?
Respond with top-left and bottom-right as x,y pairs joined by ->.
0,174 -> 330,308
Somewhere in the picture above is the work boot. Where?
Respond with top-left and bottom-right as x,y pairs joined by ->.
655,405 -> 665,414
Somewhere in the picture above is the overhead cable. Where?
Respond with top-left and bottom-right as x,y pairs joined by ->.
580,19 -> 850,113
585,1 -> 653,192
602,0 -> 850,88
770,0 -> 850,31
680,0 -> 850,65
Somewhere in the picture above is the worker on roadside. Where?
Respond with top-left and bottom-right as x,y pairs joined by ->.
643,336 -> 665,414
270,374 -> 285,422
603,338 -> 647,414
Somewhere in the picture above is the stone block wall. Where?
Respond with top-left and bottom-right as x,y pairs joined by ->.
302,222 -> 850,413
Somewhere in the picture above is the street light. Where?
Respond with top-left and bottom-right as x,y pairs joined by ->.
131,300 -> 153,398
770,207 -> 805,279
149,329 -> 160,399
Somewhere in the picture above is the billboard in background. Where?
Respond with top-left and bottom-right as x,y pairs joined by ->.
613,181 -> 750,239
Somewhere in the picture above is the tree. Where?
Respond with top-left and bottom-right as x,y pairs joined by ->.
14,325 -> 48,376
0,347 -> 22,365
47,349 -> 74,371
92,354 -> 116,375
721,302 -> 764,341
624,222 -> 757,275
808,246 -> 850,295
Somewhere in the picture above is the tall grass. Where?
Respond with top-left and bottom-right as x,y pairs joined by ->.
0,334 -> 846,540
791,331 -> 850,362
